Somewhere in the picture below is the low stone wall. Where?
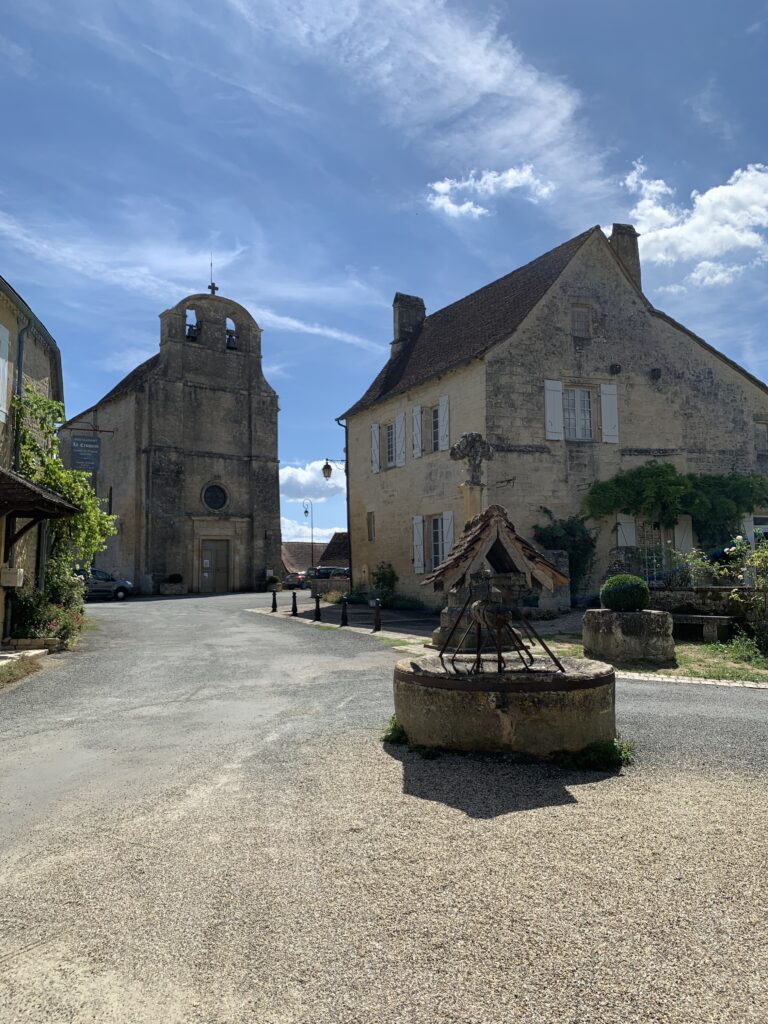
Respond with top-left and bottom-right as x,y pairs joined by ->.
311,579 -> 351,598
648,587 -> 768,617
159,582 -> 187,596
394,655 -> 615,756
583,609 -> 674,665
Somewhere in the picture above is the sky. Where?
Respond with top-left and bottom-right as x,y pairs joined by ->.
1,0 -> 767,543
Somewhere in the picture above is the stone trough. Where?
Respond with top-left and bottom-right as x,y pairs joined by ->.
394,654 -> 615,757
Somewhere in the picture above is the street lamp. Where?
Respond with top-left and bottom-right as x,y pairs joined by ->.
322,458 -> 345,480
302,498 -> 314,567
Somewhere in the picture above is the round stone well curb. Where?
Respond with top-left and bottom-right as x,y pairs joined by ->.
393,655 -> 615,757
582,608 -> 675,665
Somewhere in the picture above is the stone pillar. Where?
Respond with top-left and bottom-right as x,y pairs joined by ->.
459,481 -> 484,524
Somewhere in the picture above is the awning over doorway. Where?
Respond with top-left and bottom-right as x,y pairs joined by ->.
0,466 -> 80,555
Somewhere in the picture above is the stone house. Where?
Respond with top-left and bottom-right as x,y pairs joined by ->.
60,289 -> 281,594
0,276 -> 78,629
340,225 -> 768,602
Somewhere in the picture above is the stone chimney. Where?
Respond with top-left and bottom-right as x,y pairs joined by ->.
391,292 -> 425,359
609,224 -> 641,291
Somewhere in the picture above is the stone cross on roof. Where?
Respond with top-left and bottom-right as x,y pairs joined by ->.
450,432 -> 494,487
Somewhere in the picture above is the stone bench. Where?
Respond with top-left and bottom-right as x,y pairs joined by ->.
671,614 -> 732,643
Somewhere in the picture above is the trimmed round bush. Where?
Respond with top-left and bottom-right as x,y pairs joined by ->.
600,574 -> 650,612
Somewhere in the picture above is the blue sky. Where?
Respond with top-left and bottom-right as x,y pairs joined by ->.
2,0 -> 767,542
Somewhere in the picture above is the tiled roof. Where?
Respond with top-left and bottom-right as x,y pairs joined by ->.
342,227 -> 598,417
281,542 -> 316,574
318,532 -> 350,566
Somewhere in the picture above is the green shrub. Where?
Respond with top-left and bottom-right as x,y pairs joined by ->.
556,736 -> 636,771
533,512 -> 595,592
710,632 -> 768,668
371,561 -> 398,601
600,574 -> 650,612
321,590 -> 344,604
381,715 -> 408,745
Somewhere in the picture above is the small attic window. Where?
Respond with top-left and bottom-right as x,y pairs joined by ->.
186,308 -> 199,339
225,317 -> 238,350
570,304 -> 591,339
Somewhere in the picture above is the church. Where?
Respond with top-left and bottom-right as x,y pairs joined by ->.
60,287 -> 282,594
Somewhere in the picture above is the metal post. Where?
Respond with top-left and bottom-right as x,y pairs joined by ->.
291,591 -> 298,616
372,598 -> 382,632
314,594 -> 322,621
340,595 -> 348,627
271,589 -> 277,613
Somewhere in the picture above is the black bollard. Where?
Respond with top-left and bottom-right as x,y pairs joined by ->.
314,593 -> 322,621
271,588 -> 277,613
372,598 -> 382,632
340,595 -> 348,627
291,591 -> 298,617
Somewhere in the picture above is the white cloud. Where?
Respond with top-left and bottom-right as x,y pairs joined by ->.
687,261 -> 746,288
100,346 -> 156,372
0,33 -> 35,77
624,160 -> 768,272
279,459 -> 346,504
427,164 -> 554,218
280,516 -> 344,542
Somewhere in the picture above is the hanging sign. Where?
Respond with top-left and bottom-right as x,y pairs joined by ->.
71,434 -> 101,472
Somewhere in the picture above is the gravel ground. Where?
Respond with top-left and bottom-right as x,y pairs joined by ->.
1,596 -> 767,1023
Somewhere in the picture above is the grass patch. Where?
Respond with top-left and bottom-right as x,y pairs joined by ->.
547,636 -> 768,684
375,636 -> 413,647
382,715 -> 408,745
0,656 -> 42,693
320,590 -> 345,605
556,735 -> 636,772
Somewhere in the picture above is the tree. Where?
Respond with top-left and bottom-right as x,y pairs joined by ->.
13,389 -> 117,567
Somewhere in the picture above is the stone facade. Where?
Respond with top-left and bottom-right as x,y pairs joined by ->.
60,292 -> 281,594
0,277 -> 66,625
342,226 -> 768,602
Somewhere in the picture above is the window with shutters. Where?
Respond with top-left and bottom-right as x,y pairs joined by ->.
426,514 -> 444,570
366,512 -> 376,542
421,405 -> 441,453
563,387 -> 593,440
571,304 -> 591,339
385,422 -> 395,467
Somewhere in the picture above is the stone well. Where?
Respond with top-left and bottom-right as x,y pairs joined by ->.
582,608 -> 675,665
393,655 -> 615,757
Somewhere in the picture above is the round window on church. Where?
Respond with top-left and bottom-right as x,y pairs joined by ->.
203,484 -> 228,511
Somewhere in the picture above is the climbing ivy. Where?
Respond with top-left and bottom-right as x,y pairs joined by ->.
533,511 -> 596,591
584,461 -> 768,551
13,388 -> 117,567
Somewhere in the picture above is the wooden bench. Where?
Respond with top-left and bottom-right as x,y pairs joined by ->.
671,614 -> 732,643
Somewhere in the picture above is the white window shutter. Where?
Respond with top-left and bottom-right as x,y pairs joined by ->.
412,406 -> 422,458
438,395 -> 450,451
395,411 -> 406,467
600,382 -> 619,443
544,379 -> 563,440
673,514 -> 693,553
412,516 -> 425,574
370,423 -> 380,474
442,510 -> 454,556
0,324 -> 9,423
616,513 -> 636,547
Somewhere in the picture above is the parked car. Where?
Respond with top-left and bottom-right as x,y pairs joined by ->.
281,571 -> 307,589
76,569 -> 135,600
315,566 -> 349,580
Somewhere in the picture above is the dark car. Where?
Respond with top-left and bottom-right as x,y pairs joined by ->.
77,569 -> 135,600
281,572 -> 307,589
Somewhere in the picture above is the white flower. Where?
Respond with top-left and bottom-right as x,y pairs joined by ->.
735,535 -> 744,542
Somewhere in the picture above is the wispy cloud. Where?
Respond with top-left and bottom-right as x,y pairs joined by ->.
0,207 -> 383,350
427,164 -> 554,218
100,345 -> 156,373
252,307 -> 382,353
623,160 -> 768,287
685,79 -> 735,140
232,0 -> 608,212
0,32 -> 35,77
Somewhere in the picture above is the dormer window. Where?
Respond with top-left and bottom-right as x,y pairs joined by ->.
225,317 -> 238,350
186,308 -> 199,339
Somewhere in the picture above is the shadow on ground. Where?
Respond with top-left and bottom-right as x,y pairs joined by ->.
385,744 -> 615,818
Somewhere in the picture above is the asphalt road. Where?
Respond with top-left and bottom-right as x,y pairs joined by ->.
1,594 -> 767,1022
